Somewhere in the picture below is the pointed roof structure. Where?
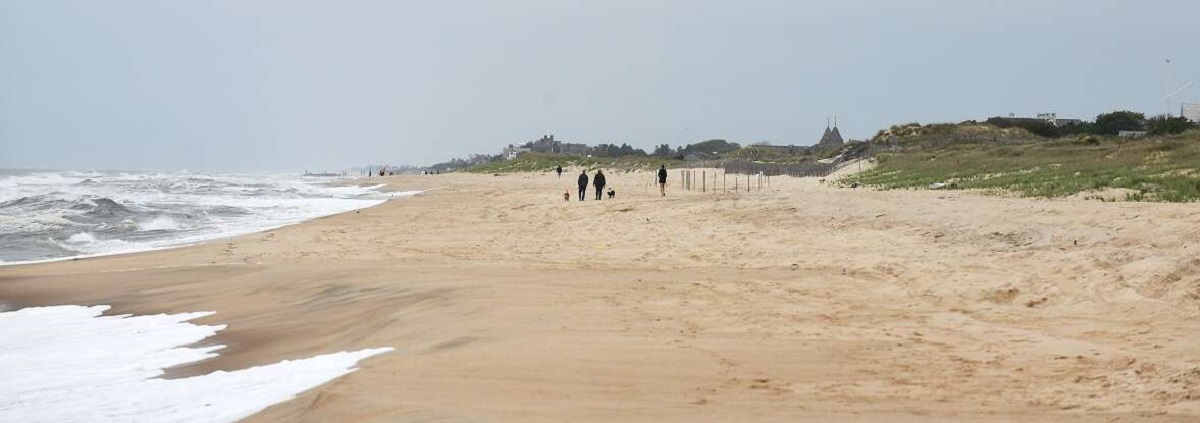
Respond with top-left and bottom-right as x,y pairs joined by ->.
829,126 -> 843,143
817,116 -> 845,147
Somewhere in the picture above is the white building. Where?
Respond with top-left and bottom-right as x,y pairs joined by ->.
1183,103 -> 1200,123
502,145 -> 532,160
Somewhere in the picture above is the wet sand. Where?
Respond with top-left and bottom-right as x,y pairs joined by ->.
2,167 -> 1199,422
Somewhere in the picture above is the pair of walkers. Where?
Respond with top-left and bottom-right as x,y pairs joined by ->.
569,165 -> 667,201
577,169 -> 607,201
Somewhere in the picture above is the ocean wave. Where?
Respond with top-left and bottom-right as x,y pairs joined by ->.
65,232 -> 95,244
0,213 -> 74,233
52,233 -> 132,254
0,170 -> 394,263
138,216 -> 181,231
83,198 -> 135,217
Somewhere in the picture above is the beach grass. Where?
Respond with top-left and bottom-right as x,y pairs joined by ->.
852,129 -> 1200,202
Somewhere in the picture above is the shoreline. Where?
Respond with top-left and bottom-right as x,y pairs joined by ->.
2,171 -> 1199,422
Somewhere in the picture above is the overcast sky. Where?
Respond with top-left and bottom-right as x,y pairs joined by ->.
2,0 -> 1198,172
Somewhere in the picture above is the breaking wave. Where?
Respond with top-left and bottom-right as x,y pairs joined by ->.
0,170 -> 412,264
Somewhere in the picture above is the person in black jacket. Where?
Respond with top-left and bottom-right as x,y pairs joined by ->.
556,166 -> 563,178
657,165 -> 668,196
577,170 -> 589,201
593,169 -> 607,201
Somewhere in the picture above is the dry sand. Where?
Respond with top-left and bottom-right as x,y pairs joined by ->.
3,166 -> 1200,422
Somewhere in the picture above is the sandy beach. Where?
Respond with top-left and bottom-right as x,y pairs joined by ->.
2,168 -> 1199,422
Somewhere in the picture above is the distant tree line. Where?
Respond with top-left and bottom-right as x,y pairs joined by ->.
985,110 -> 1197,138
586,139 -> 744,159
589,143 -> 647,157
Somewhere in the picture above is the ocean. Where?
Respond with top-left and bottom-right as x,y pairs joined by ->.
0,169 -> 407,265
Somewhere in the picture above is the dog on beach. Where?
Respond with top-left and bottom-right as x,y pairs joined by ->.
564,190 -> 570,201
607,188 -> 615,199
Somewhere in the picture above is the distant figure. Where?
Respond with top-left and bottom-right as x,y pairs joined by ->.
657,165 -> 668,196
379,167 -> 385,177
564,190 -> 570,202
556,166 -> 563,178
607,188 -> 616,199
593,169 -> 607,201
577,170 -> 589,201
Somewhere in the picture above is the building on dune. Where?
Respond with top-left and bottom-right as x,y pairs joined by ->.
502,145 -> 532,160
501,134 -> 591,160
814,117 -> 845,150
1183,103 -> 1200,123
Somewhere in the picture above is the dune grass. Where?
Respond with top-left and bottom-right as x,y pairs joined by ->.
853,130 -> 1200,202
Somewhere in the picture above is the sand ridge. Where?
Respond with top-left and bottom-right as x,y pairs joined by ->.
1,168 -> 1198,422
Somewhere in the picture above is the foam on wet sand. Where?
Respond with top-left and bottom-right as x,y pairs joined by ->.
0,305 -> 391,422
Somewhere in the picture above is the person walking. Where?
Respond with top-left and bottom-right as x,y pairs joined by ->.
657,164 -> 668,196
593,169 -> 607,201
556,166 -> 563,178
577,170 -> 589,201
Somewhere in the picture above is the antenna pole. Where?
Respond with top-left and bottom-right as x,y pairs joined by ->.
1167,59 -> 1173,116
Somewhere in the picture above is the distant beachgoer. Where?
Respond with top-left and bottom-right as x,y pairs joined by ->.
556,166 -> 563,178
564,190 -> 570,201
577,170 -> 589,201
593,170 -> 606,201
607,188 -> 615,199
657,165 -> 668,196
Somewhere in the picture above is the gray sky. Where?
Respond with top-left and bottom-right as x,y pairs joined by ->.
2,0 -> 1198,172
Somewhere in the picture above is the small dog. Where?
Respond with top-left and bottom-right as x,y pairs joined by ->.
607,188 -> 616,199
564,190 -> 570,201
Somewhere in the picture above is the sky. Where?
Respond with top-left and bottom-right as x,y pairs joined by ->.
1,0 -> 1198,172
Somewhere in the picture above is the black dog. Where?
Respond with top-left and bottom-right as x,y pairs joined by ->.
607,188 -> 616,199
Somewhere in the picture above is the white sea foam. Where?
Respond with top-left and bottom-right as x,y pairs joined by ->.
139,216 -> 181,231
65,232 -> 96,244
0,305 -> 392,422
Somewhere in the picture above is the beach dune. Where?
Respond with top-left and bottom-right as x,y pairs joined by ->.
2,169 -> 1199,422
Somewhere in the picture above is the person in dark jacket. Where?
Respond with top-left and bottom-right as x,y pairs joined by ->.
657,165 -> 668,196
577,170 -> 589,201
556,166 -> 563,178
593,169 -> 607,201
